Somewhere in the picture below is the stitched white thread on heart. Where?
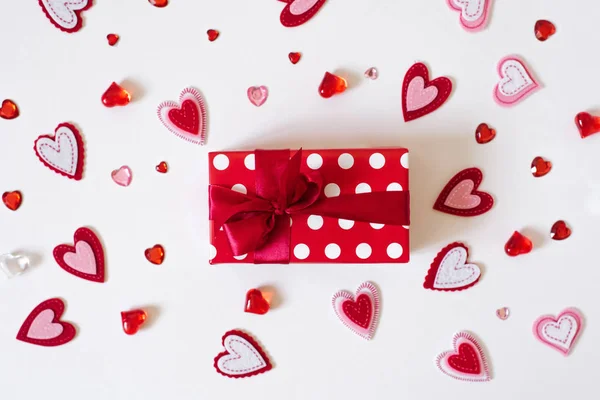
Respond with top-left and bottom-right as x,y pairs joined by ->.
541,316 -> 578,349
157,87 -> 206,145
434,247 -> 480,289
63,241 -> 97,275
451,0 -> 486,21
406,77 -> 438,112
35,127 -> 78,176
27,309 -> 63,340
41,0 -> 88,29
498,59 -> 535,96
444,179 -> 481,209
290,0 -> 320,15
217,334 -> 268,375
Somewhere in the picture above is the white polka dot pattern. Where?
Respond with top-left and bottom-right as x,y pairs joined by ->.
293,244 -> 310,260
231,184 -> 247,194
212,154 -> 229,170
356,243 -> 372,259
387,182 -> 403,191
307,215 -> 323,230
338,153 -> 354,169
355,183 -> 371,194
244,154 -> 255,170
324,183 -> 340,198
209,244 -> 217,260
370,223 -> 384,229
369,153 -> 386,169
307,153 -> 323,170
233,253 -> 247,260
325,243 -> 341,259
387,243 -> 403,259
338,219 -> 354,230
400,153 -> 409,169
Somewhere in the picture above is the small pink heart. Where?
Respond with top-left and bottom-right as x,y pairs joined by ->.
247,86 -> 268,107
111,166 -> 132,187
444,179 -> 481,210
28,309 -> 64,340
63,241 -> 97,275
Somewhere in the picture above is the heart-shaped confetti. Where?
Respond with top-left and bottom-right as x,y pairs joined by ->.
447,0 -> 493,32
319,72 -> 347,98
121,309 -> 147,335
575,112 -> 600,139
107,33 -> 119,46
53,227 -> 105,283
288,52 -> 301,64
332,282 -> 380,340
245,289 -> 270,315
279,0 -> 328,27
145,244 -> 165,265
533,308 -> 583,356
102,82 -> 131,107
156,161 -> 168,173
16,298 -> 76,347
157,87 -> 207,145
551,220 -> 571,240
214,330 -> 272,378
2,191 -> 22,211
247,86 -> 269,107
207,29 -> 219,41
111,166 -> 132,186
504,231 -> 533,257
34,122 -> 85,180
535,20 -> 556,41
0,99 -> 19,119
38,0 -> 92,33
493,56 -> 539,107
475,123 -> 495,144
434,168 -> 494,217
402,62 -> 452,122
531,156 -> 552,177
436,332 -> 491,382
423,242 -> 481,292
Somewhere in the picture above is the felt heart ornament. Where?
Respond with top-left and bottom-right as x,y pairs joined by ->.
533,308 -> 583,356
279,0 -> 328,27
493,56 -> 540,107
447,0 -> 493,32
157,87 -> 207,145
436,332 -> 491,382
332,282 -> 380,340
34,122 -> 85,180
214,330 -> 272,378
38,0 -> 92,33
53,227 -> 105,283
247,86 -> 268,107
16,298 -> 76,347
424,243 -> 481,291
402,62 -> 452,122
434,167 -> 494,217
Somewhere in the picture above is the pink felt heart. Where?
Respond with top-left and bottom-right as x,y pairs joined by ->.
444,179 -> 482,209
28,309 -> 64,340
290,0 -> 320,15
111,166 -> 132,187
406,77 -> 439,112
63,241 -> 97,275
247,86 -> 268,107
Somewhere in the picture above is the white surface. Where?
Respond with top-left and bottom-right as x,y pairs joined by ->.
0,1 -> 599,399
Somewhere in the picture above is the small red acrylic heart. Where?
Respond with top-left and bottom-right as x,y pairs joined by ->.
107,34 -> 119,46
531,156 -> 552,177
0,99 -> 19,119
504,231 -> 533,257
102,82 -> 130,107
535,20 -> 556,41
207,29 -> 219,41
156,161 -> 168,173
149,0 -> 168,7
319,72 -> 347,98
551,220 -> 571,240
145,244 -> 164,265
2,190 -> 22,211
288,52 -> 301,64
244,289 -> 270,315
475,123 -> 496,144
575,112 -> 600,139
121,309 -> 147,335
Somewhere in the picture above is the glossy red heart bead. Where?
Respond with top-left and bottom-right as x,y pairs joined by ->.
288,52 -> 301,64
145,245 -> 165,265
535,20 -> 556,41
504,231 -> 533,257
244,289 -> 270,315
102,82 -> 131,107
550,220 -> 571,240
107,34 -> 119,46
531,156 -> 552,177
319,72 -> 347,98
0,99 -> 19,120
156,161 -> 168,173
575,112 -> 600,138
148,0 -> 168,7
475,123 -> 496,144
207,29 -> 219,42
121,310 -> 147,335
2,191 -> 22,211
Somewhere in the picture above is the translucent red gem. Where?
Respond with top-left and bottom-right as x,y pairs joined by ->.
207,29 -> 219,42
575,112 -> 600,138
2,191 -> 22,211
148,0 -> 168,7
107,34 -> 119,46
244,289 -> 270,315
535,20 -> 556,41
319,72 -> 347,98
101,82 -> 131,107
121,310 -> 147,335
288,52 -> 301,64
145,244 -> 165,265
504,231 -> 533,257
0,99 -> 19,120
531,156 -> 552,177
156,161 -> 168,173
475,123 -> 496,144
551,220 -> 571,240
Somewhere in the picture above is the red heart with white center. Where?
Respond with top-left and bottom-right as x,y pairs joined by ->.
278,0 -> 328,27
423,242 -> 481,291
402,62 -> 452,122
436,332 -> 491,382
53,227 -> 105,283
434,167 -> 493,216
38,0 -> 92,33
34,122 -> 85,180
533,308 -> 583,356
332,282 -> 380,340
157,87 -> 207,145
16,298 -> 76,347
214,330 -> 272,378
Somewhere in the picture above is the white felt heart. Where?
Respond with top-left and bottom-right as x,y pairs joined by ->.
450,0 -> 487,22
216,334 -> 268,376
35,125 -> 79,176
27,309 -> 64,340
433,246 -> 480,289
444,179 -> 481,209
494,56 -> 539,106
534,309 -> 583,355
40,0 -> 89,30
406,77 -> 438,112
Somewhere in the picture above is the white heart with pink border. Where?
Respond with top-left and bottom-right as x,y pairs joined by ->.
40,0 -> 88,30
157,87 -> 207,145
433,246 -> 480,290
332,282 -> 380,340
63,241 -> 97,275
216,333 -> 269,376
27,309 -> 64,340
35,125 -> 79,177
447,0 -> 492,31
533,309 -> 583,356
494,56 -> 539,106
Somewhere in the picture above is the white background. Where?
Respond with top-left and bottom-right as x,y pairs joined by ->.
1,1 -> 599,399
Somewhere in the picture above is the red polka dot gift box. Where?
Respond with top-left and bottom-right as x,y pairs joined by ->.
208,148 -> 410,264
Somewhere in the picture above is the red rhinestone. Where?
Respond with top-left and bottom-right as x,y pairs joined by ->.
531,156 -> 552,177
319,72 -> 347,98
505,231 -> 533,257
535,20 -> 556,41
551,220 -> 571,240
475,123 -> 496,144
148,0 -> 168,7
0,99 -> 19,120
575,112 -> 600,139
145,245 -> 165,265
101,82 -> 131,107
207,29 -> 219,42
107,34 -> 119,46
288,52 -> 301,64
121,310 -> 147,335
2,191 -> 22,211
244,289 -> 270,315
156,161 -> 168,173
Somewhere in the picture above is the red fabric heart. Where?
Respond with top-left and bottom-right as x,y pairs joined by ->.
279,0 -> 328,27
341,294 -> 372,329
16,298 -> 76,347
53,227 -> 105,283
402,62 -> 452,122
434,168 -> 494,217
167,100 -> 200,135
447,343 -> 482,375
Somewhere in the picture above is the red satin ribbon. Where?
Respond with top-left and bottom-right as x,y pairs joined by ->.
209,149 -> 410,263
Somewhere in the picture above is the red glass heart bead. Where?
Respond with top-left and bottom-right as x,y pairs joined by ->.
551,220 -> 571,240
101,82 -> 131,107
504,231 -> 533,257
148,0 -> 168,7
207,29 -> 219,42
107,34 -> 119,46
319,72 -> 347,98
531,156 -> 552,177
475,123 -> 496,144
156,161 -> 168,173
145,244 -> 165,265
535,20 -> 556,41
2,191 -> 22,211
0,99 -> 19,120
288,52 -> 301,64
121,310 -> 147,335
575,112 -> 600,138
244,289 -> 270,315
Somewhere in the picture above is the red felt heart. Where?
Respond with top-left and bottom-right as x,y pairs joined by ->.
341,294 -> 372,329
402,62 -> 452,122
433,167 -> 494,217
279,0 -> 328,27
167,100 -> 200,135
16,298 -> 76,347
53,227 -> 105,283
447,343 -> 482,375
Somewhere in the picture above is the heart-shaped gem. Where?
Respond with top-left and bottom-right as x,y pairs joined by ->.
0,253 -> 30,278
247,86 -> 268,107
535,20 -> 556,41
533,308 -> 583,356
494,56 -> 539,106
145,244 -> 165,265
158,87 -> 207,145
447,0 -> 493,32
551,220 -> 571,240
423,242 -> 481,291
149,0 -> 168,7
102,82 -> 131,107
38,0 -> 92,33
245,289 -> 270,315
504,231 -> 533,257
0,99 -> 19,119
17,298 -> 76,347
53,227 -> 105,283
575,112 -> 600,138
436,332 -> 491,381
207,29 -> 219,41
156,161 -> 168,173
332,282 -> 380,340
279,0 -> 328,27
288,52 -> 301,64
111,165 -> 132,186
496,307 -> 510,320
107,33 -> 119,46
475,123 -> 496,144
214,330 -> 272,378
434,168 -> 494,217
319,72 -> 347,98
402,62 -> 452,121
2,190 -> 22,211
531,156 -> 552,177
364,67 -> 378,80
34,123 -> 85,180
121,309 -> 147,335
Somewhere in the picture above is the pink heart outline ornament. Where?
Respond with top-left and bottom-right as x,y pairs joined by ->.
533,308 -> 583,356
493,56 -> 540,107
157,87 -> 207,145
332,281 -> 380,340
247,86 -> 269,107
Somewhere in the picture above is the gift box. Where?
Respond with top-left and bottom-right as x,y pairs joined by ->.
208,148 -> 410,264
